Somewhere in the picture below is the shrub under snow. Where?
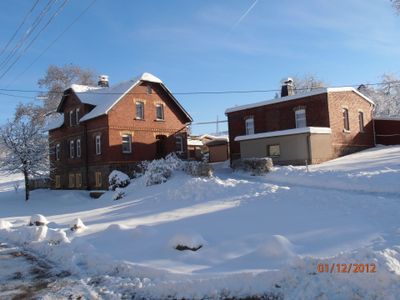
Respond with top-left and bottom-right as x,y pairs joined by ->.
70,218 -> 86,232
186,161 -> 213,177
0,220 -> 12,229
29,214 -> 48,226
232,157 -> 273,175
108,170 -> 131,191
143,153 -> 184,186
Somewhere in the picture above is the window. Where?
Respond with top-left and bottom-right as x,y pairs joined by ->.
95,172 -> 102,188
147,85 -> 152,94
69,174 -> 75,188
295,109 -> 306,128
175,135 -> 184,153
55,175 -> 61,189
95,135 -> 101,155
245,117 -> 254,135
76,139 -> 81,158
267,144 -> 280,157
358,111 -> 364,132
76,173 -> 82,188
136,101 -> 144,119
69,140 -> 75,158
55,143 -> 60,161
75,108 -> 80,125
122,134 -> 132,153
343,108 -> 350,131
69,111 -> 74,126
156,104 -> 164,120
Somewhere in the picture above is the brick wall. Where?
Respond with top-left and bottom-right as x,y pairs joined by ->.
374,119 -> 400,145
227,93 -> 330,161
50,81 -> 190,190
327,91 -> 375,156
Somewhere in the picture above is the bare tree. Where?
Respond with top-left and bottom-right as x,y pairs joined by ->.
38,64 -> 97,112
0,116 -> 49,201
358,73 -> 400,117
392,0 -> 400,13
291,74 -> 326,94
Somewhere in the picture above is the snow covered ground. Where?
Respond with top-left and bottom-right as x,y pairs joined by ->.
0,145 -> 400,299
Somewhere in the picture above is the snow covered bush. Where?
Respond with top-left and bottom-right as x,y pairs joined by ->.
29,214 -> 48,226
113,189 -> 125,201
232,157 -> 273,175
142,153 -> 184,186
0,220 -> 12,230
186,161 -> 213,177
70,218 -> 86,232
108,170 -> 130,191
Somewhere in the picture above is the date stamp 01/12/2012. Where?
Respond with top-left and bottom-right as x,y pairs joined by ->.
317,263 -> 377,274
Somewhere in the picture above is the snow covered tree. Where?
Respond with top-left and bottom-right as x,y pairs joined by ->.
392,0 -> 400,13
291,74 -> 326,94
358,73 -> 400,117
0,116 -> 49,201
38,64 -> 97,112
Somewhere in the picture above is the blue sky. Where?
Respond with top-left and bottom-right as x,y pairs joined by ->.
0,0 -> 399,134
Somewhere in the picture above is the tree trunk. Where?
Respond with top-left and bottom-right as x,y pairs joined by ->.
24,171 -> 29,201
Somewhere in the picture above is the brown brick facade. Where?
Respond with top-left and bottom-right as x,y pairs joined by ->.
226,90 -> 375,163
49,80 -> 191,190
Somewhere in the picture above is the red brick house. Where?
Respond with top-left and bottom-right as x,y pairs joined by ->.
225,80 -> 375,165
47,73 -> 192,189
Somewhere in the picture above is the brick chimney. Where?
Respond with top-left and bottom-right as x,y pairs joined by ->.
281,77 -> 294,97
98,75 -> 109,87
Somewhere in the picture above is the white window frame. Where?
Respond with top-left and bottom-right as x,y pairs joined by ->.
69,140 -> 75,158
136,101 -> 144,119
156,103 -> 164,120
76,139 -> 81,158
76,173 -> 82,188
122,134 -> 132,153
75,108 -> 80,125
175,135 -> 184,153
55,143 -> 60,161
69,111 -> 74,127
95,135 -> 101,155
69,173 -> 75,188
267,144 -> 281,157
295,109 -> 306,128
245,117 -> 254,135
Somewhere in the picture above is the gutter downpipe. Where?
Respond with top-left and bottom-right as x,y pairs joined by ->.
371,103 -> 377,147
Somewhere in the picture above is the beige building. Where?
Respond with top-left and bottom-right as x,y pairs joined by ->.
236,127 -> 332,165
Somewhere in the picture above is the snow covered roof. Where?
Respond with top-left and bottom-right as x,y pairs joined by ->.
188,139 -> 203,146
59,72 -> 191,123
235,127 -> 332,142
373,116 -> 400,121
43,113 -> 64,131
225,87 -> 375,114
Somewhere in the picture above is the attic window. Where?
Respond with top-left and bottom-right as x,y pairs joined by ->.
75,108 -> 80,125
69,111 -> 74,126
147,85 -> 152,95
136,101 -> 144,119
156,104 -> 164,120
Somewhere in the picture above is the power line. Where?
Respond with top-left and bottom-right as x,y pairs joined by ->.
0,0 -> 70,81
7,0 -> 98,87
0,0 -> 41,58
1,79 -> 400,97
0,0 -> 57,72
